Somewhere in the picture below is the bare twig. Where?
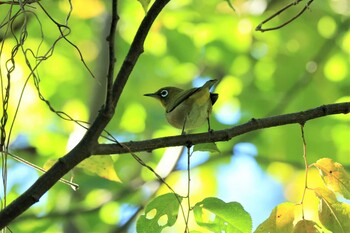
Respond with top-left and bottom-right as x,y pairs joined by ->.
184,146 -> 192,233
0,0 -> 38,6
299,124 -> 309,219
6,152 -> 79,190
256,0 -> 314,32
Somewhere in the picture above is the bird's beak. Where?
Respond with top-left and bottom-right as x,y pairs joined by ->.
144,93 -> 159,98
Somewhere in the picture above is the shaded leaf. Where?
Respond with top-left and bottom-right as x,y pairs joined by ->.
314,158 -> 350,199
193,197 -> 252,233
78,155 -> 121,182
293,220 -> 321,233
314,187 -> 350,233
255,202 -> 295,233
136,193 -> 182,233
193,142 -> 220,153
137,0 -> 151,13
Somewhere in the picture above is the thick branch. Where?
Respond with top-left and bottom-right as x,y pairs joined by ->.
94,102 -> 350,155
0,0 -> 170,228
105,0 -> 119,111
111,0 -> 170,108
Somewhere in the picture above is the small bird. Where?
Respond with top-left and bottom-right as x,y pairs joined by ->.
144,79 -> 218,134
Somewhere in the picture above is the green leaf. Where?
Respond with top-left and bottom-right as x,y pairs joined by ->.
255,202 -> 295,233
193,142 -> 220,153
293,220 -> 321,233
78,155 -> 121,182
314,187 -> 350,233
136,193 -> 182,233
314,158 -> 350,199
193,197 -> 252,233
137,0 -> 151,13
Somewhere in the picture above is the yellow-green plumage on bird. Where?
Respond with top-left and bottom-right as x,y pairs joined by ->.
144,79 -> 218,134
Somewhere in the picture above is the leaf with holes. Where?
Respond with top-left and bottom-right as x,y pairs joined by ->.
78,155 -> 121,182
136,193 -> 182,233
255,202 -> 295,233
193,197 -> 252,233
314,158 -> 350,199
293,219 -> 321,233
314,187 -> 350,233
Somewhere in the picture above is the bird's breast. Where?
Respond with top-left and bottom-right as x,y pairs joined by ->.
165,96 -> 212,130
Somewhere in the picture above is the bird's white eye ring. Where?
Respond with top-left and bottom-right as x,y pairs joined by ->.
160,90 -> 168,97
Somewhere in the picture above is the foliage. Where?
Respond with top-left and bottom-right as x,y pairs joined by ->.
0,0 -> 349,232
193,197 -> 252,232
137,193 -> 183,233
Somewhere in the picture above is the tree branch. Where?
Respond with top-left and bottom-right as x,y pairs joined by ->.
105,0 -> 119,111
0,0 -> 170,228
110,0 -> 170,109
94,102 -> 350,155
256,0 -> 314,32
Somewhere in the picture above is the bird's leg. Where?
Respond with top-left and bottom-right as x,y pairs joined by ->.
207,110 -> 213,133
207,117 -> 212,132
181,117 -> 188,135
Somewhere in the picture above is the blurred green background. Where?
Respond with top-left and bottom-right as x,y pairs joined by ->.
1,0 -> 349,232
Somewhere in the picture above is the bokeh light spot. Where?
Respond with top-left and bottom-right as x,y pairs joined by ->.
324,54 -> 348,82
120,102 -> 146,133
317,16 -> 337,38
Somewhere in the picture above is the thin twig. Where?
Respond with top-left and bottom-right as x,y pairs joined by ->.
256,0 -> 314,32
184,146 -> 192,233
36,1 -> 96,79
120,143 -> 187,224
6,152 -> 79,190
299,124 -> 308,219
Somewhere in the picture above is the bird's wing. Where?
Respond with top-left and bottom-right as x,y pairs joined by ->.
166,79 -> 218,113
166,87 -> 199,113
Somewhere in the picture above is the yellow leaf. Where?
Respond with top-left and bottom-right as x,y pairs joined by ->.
293,220 -> 321,233
314,158 -> 350,199
314,187 -> 350,233
255,202 -> 295,233
78,155 -> 121,183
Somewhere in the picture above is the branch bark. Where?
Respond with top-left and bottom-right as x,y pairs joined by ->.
94,102 -> 350,155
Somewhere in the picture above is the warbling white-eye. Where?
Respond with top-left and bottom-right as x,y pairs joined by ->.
144,79 -> 218,134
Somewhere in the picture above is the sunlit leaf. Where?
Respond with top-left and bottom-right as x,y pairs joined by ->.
136,193 -> 182,233
193,197 -> 252,233
293,220 -> 321,233
314,187 -> 350,233
314,158 -> 350,199
78,155 -> 121,182
137,0 -> 151,13
193,142 -> 220,153
255,202 -> 295,233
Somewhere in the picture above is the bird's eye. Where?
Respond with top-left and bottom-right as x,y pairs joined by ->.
160,90 -> 168,98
